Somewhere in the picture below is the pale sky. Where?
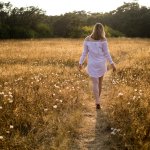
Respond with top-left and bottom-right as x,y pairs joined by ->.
2,0 -> 150,16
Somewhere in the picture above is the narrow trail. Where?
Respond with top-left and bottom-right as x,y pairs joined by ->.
78,70 -> 114,150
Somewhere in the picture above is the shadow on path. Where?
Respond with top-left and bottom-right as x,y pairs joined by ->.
87,110 -> 112,150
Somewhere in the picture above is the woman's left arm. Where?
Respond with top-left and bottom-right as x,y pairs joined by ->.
79,41 -> 89,65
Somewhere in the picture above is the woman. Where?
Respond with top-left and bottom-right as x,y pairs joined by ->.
78,23 -> 116,110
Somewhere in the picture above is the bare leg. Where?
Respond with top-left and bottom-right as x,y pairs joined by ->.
99,76 -> 103,98
90,77 -> 99,104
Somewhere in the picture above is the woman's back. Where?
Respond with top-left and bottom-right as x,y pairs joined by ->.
84,36 -> 108,63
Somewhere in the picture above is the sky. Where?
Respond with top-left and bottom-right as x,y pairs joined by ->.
2,0 -> 150,16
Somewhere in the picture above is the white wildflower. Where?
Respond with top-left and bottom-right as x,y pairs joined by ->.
54,84 -> 59,88
44,108 -> 48,112
0,106 -> 2,109
10,125 -> 14,129
113,129 -> 117,132
60,100 -> 63,103
9,99 -> 13,103
8,92 -> 12,95
6,131 -> 10,134
111,131 -> 116,135
133,96 -> 136,100
117,129 -> 121,132
53,105 -> 57,109
112,79 -> 116,84
0,92 -> 4,95
4,82 -> 8,85
0,136 -> 3,139
117,92 -> 123,97
134,89 -> 137,92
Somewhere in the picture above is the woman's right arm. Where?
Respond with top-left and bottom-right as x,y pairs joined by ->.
102,40 -> 114,64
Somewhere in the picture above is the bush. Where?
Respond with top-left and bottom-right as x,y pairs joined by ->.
0,25 -> 10,39
35,23 -> 53,37
104,25 -> 125,37
10,27 -> 37,39
81,25 -> 124,38
81,26 -> 93,37
69,27 -> 83,38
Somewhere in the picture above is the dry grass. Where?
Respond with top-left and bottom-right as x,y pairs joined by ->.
0,38 -> 149,149
105,38 -> 150,149
0,38 -> 90,150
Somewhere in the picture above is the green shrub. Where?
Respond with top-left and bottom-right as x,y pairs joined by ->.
104,25 -> 125,37
10,27 -> 37,38
35,23 -> 53,37
81,25 -> 124,37
0,25 -> 10,38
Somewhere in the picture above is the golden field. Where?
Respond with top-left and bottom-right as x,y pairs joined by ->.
0,38 -> 150,150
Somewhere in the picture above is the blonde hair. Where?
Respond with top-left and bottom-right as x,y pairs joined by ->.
90,23 -> 106,40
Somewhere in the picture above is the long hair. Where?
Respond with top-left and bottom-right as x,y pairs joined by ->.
90,23 -> 106,40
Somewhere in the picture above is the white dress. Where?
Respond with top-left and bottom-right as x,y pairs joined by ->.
79,37 -> 114,78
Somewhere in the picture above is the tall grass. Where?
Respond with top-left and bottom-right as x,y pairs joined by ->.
0,38 -> 149,149
0,38 -> 90,149
105,38 -> 150,149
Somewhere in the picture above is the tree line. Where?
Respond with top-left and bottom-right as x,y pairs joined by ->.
0,2 -> 149,39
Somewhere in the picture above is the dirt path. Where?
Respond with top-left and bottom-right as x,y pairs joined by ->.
78,70 -> 114,150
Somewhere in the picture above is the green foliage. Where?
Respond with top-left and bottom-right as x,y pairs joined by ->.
81,25 -> 124,37
106,3 -> 150,37
35,23 -> 52,37
0,2 -> 149,38
69,27 -> 83,38
81,26 -> 93,37
0,25 -> 10,38
104,25 -> 124,37
10,27 -> 37,38
52,13 -> 84,38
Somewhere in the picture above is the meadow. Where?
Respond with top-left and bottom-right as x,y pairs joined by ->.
0,38 -> 149,150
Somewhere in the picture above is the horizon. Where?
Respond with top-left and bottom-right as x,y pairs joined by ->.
1,0 -> 150,16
